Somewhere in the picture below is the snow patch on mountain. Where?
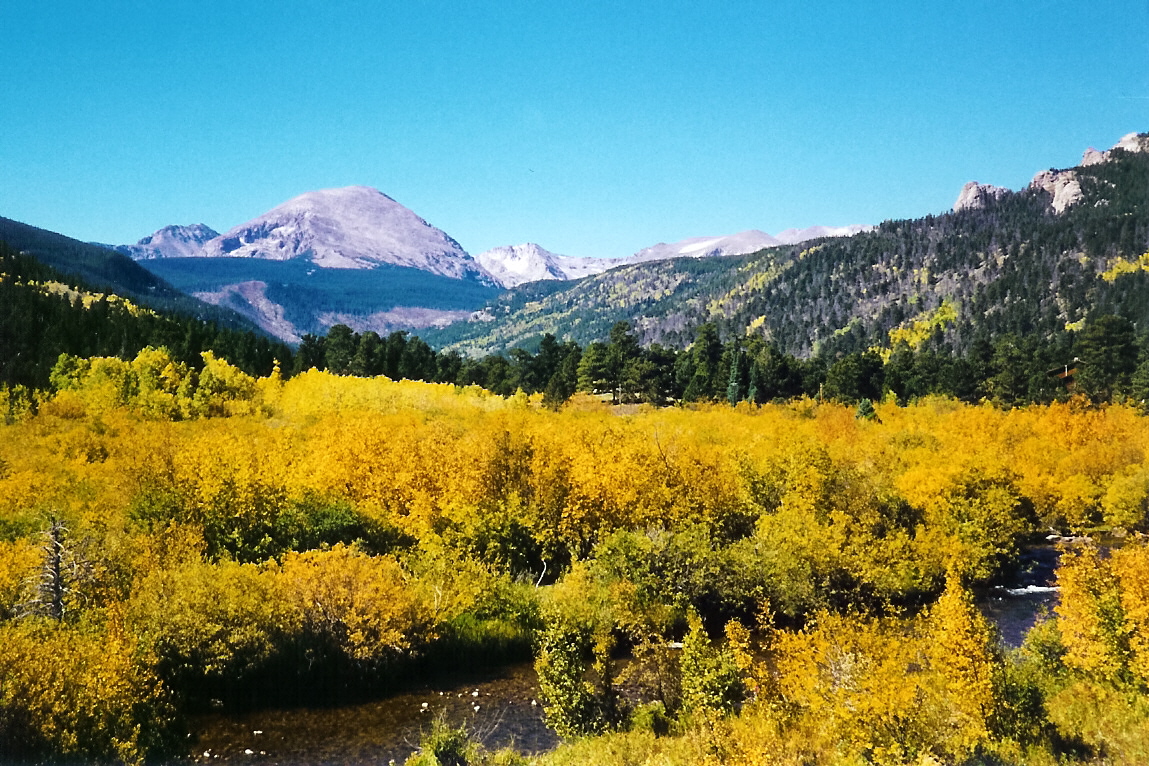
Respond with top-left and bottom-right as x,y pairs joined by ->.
195,186 -> 491,281
774,224 -> 873,244
626,230 -> 782,265
475,243 -> 624,288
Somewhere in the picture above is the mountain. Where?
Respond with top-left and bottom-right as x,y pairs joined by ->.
0,215 -> 259,330
109,185 -> 872,340
774,224 -> 873,244
194,186 -> 490,280
125,186 -> 501,342
422,131 -> 1149,358
475,243 -> 624,288
476,227 -> 870,289
103,224 -> 220,260
624,230 -> 782,264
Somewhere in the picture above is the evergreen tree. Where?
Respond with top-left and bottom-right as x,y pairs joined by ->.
351,330 -> 383,377
577,342 -> 613,397
294,334 -> 326,374
324,324 -> 357,375
1076,314 -> 1139,402
726,347 -> 749,404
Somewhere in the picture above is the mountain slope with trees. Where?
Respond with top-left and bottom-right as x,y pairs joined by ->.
425,135 -> 1149,360
0,242 -> 292,398
0,216 -> 260,329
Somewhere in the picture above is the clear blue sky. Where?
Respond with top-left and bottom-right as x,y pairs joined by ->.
2,0 -> 1146,259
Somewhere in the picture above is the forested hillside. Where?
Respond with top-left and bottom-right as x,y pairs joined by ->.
426,139 -> 1149,359
140,256 -> 500,341
0,216 -> 261,329
0,242 -> 292,396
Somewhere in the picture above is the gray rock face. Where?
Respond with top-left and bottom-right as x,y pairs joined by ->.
1029,169 -> 1083,214
953,182 -> 1009,212
953,132 -> 1146,217
1080,148 -> 1108,167
1085,131 -> 1149,164
112,224 -> 219,259
1114,132 -> 1149,153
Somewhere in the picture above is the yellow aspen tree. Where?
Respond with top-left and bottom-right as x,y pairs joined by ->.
1110,543 -> 1149,684
926,574 -> 996,754
1054,545 -> 1130,681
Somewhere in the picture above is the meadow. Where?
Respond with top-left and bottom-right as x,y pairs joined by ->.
3,348 -> 1149,764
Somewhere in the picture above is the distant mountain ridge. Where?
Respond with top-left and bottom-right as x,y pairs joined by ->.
775,224 -> 872,244
109,185 -> 869,340
475,228 -> 871,289
623,230 -> 782,265
423,130 -> 1149,357
101,224 -> 220,260
474,243 -> 621,288
120,191 -> 871,291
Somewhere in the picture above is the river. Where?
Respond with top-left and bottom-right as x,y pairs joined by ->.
977,543 -> 1060,647
188,661 -> 556,764
185,546 -> 1062,764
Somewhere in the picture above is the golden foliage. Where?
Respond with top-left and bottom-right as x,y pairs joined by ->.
0,611 -> 171,765
280,544 -> 431,662
1055,545 -> 1130,680
7,363 -> 1149,761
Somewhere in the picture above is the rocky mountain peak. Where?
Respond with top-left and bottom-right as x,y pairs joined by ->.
194,186 -> 490,280
953,182 -> 1009,213
475,243 -> 623,288
108,223 -> 220,259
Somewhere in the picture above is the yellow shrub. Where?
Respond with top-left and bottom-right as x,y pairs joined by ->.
279,544 -> 431,664
0,614 -> 172,764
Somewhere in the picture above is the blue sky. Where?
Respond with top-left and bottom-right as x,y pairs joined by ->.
2,0 -> 1146,259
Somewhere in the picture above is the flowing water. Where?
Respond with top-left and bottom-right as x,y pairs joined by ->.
186,662 -> 556,765
976,544 -> 1060,647
184,545 -> 1065,763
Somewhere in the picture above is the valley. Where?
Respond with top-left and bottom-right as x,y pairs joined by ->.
0,130 -> 1148,766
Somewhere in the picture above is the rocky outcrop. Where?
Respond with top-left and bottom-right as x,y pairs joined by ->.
955,132 -> 1146,217
1083,131 -> 1149,165
1029,169 -> 1083,214
1114,131 -> 1149,153
953,182 -> 1009,212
